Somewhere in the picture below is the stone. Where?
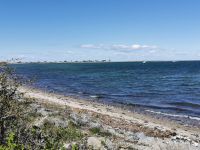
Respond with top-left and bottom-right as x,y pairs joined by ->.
192,141 -> 199,147
87,137 -> 104,149
48,117 -> 68,128
79,144 -> 87,150
105,139 -> 115,150
89,121 -> 102,128
70,113 -> 90,125
63,143 -> 72,150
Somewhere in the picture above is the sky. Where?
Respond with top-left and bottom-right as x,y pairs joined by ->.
1,0 -> 200,62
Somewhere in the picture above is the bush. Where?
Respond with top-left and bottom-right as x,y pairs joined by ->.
0,132 -> 24,150
89,127 -> 101,134
89,127 -> 112,137
42,119 -> 83,142
0,63 -> 28,145
0,63 -> 84,149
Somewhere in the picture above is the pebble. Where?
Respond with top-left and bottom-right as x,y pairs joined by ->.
87,137 -> 104,149
63,143 -> 72,150
192,141 -> 199,147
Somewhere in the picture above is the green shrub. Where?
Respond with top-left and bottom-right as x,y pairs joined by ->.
89,127 -> 112,137
0,64 -> 84,149
0,132 -> 24,150
72,143 -> 79,150
89,127 -> 101,134
43,121 -> 83,142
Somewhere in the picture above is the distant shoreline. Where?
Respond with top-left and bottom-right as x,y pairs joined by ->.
8,59 -> 200,65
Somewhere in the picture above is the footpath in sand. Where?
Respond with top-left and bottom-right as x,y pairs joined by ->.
20,87 -> 200,150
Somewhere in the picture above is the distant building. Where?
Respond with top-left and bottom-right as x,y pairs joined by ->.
0,61 -> 7,65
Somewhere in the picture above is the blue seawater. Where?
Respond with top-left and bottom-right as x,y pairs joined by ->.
12,61 -> 200,120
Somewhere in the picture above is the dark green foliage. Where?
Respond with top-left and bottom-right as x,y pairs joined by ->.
42,119 -> 83,142
0,64 -> 84,149
89,127 -> 101,134
72,143 -> 79,150
0,132 -> 24,150
0,63 -> 29,145
89,127 -> 112,137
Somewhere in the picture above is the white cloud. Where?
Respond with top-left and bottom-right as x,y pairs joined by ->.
149,50 -> 156,53
80,44 -> 157,52
80,44 -> 102,49
111,44 -> 157,50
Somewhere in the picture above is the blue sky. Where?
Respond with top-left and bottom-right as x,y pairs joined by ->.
1,0 -> 200,62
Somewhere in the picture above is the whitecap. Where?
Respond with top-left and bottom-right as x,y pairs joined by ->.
90,95 -> 99,98
145,110 -> 200,121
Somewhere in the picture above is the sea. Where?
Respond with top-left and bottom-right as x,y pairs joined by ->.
12,61 -> 200,124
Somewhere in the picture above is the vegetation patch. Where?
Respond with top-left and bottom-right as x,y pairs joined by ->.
89,127 -> 112,137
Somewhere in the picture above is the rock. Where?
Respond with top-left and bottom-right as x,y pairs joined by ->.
70,113 -> 90,125
136,132 -> 147,140
105,139 -> 115,149
34,116 -> 48,127
192,141 -> 199,147
87,137 -> 104,149
89,121 -> 102,128
125,131 -> 139,141
63,143 -> 72,150
48,117 -> 68,128
37,107 -> 52,116
136,132 -> 155,145
171,135 -> 192,143
79,144 -> 87,150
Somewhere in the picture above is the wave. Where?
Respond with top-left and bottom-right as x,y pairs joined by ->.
145,110 -> 200,121
167,102 -> 200,108
117,102 -> 187,112
89,95 -> 104,99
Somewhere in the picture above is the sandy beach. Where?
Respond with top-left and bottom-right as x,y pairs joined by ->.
19,86 -> 200,150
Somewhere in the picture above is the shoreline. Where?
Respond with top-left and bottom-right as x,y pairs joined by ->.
23,85 -> 200,128
19,86 -> 200,149
9,60 -> 200,65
